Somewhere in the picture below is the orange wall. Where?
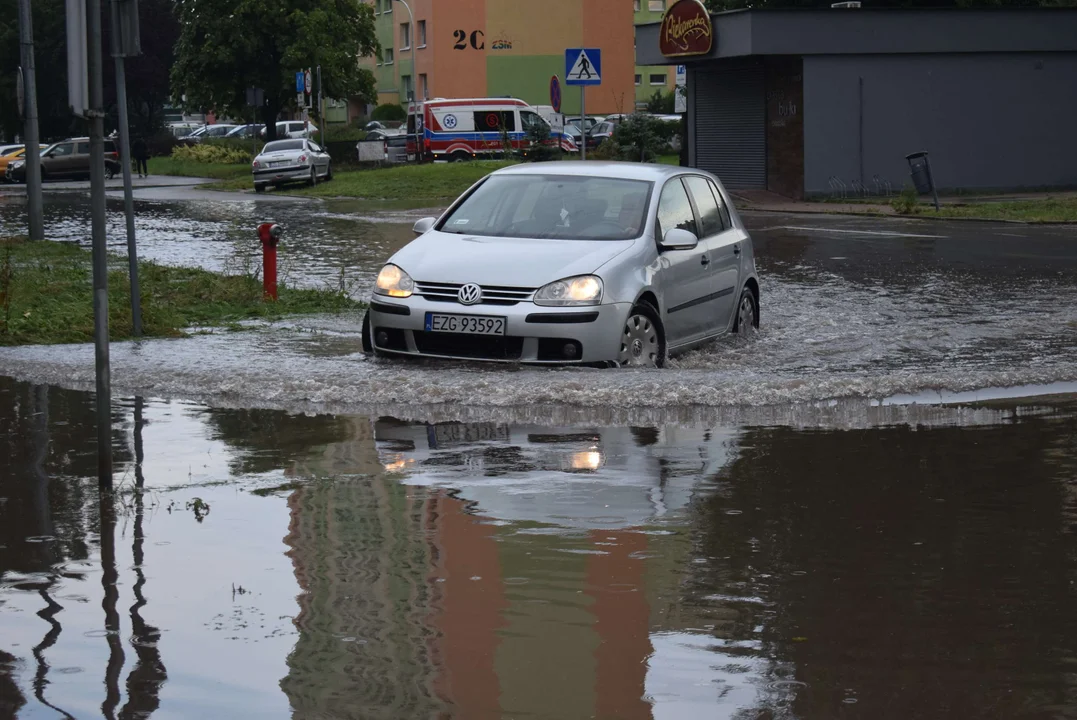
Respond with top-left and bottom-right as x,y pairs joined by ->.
413,0 -> 434,97
583,0 -> 636,115
432,0 -> 488,99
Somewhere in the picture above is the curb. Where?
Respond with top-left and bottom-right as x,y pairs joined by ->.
738,205 -> 1077,226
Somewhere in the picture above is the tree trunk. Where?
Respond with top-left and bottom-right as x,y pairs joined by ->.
262,98 -> 280,141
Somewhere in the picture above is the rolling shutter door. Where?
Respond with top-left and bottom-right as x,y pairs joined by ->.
694,61 -> 766,189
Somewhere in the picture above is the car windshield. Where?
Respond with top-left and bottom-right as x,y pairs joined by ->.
438,175 -> 652,241
263,140 -> 304,153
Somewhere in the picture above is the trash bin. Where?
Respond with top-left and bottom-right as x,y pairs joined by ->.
905,152 -> 933,194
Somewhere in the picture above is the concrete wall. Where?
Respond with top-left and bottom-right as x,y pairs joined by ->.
803,52 -> 1077,195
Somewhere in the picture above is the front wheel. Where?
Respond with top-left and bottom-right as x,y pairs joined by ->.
308,167 -> 317,187
105,165 -> 115,180
325,163 -> 333,181
733,287 -> 758,334
361,311 -> 375,355
616,302 -> 666,368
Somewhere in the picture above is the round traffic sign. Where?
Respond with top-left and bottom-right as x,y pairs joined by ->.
304,70 -> 313,94
550,75 -> 561,113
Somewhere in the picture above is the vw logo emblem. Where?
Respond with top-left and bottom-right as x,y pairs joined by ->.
458,283 -> 482,305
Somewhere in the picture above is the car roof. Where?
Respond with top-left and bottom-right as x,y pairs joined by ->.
494,161 -> 692,183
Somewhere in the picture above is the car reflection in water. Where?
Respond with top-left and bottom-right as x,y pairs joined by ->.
374,420 -> 740,530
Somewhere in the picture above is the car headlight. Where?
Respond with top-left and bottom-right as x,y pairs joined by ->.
534,275 -> 603,306
11,160 -> 24,169
375,263 -> 415,298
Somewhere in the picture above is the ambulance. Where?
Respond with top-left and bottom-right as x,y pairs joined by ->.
406,97 -> 578,162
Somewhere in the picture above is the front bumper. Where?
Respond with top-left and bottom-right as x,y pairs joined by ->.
253,165 -> 309,184
368,297 -> 631,364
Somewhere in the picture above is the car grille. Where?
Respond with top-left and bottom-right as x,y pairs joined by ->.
413,331 -> 524,360
415,281 -> 535,306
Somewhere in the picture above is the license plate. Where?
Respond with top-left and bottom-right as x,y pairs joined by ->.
270,161 -> 288,167
429,423 -> 510,447
424,312 -> 506,335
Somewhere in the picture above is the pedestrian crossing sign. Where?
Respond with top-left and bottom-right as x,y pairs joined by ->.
565,48 -> 602,86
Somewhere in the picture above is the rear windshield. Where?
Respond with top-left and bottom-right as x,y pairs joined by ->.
263,140 -> 304,152
438,174 -> 653,241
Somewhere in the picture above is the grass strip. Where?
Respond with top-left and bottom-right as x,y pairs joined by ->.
0,236 -> 361,346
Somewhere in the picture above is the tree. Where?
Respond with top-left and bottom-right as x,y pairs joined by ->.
103,0 -> 181,136
706,0 -> 1074,9
645,90 -> 676,115
171,0 -> 379,141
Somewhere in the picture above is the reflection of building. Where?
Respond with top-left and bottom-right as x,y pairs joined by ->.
635,0 -> 675,109
360,0 -> 636,115
282,419 -> 743,718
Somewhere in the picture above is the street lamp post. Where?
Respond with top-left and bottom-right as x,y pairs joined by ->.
395,0 -> 418,162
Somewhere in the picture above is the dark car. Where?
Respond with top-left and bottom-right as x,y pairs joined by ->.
586,122 -> 616,150
7,138 -> 120,182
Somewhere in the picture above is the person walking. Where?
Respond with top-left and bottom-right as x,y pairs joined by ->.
132,135 -> 149,178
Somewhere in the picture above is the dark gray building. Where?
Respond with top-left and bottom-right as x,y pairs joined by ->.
637,8 -> 1077,198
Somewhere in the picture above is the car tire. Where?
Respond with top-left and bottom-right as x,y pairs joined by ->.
733,287 -> 758,334
616,301 -> 666,368
449,150 -> 471,163
325,163 -> 333,181
361,311 -> 375,355
254,183 -> 265,193
105,166 -> 115,180
308,167 -> 317,187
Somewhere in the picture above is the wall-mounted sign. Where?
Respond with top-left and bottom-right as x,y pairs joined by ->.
660,0 -> 714,58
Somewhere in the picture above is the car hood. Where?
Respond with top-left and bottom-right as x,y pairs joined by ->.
390,231 -> 635,287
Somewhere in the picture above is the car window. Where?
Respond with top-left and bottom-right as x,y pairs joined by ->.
684,176 -> 724,236
76,142 -> 90,155
520,111 -> 546,132
439,174 -> 652,241
308,142 -> 322,152
49,143 -> 74,157
263,140 -> 305,152
656,178 -> 698,240
473,110 -> 516,132
709,180 -> 732,229
289,122 -> 304,133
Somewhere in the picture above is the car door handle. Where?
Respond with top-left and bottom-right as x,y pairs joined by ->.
700,255 -> 710,267
733,244 -> 741,255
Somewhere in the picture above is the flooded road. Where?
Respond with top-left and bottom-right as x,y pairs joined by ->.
2,193 -> 1077,413
3,376 -> 1077,718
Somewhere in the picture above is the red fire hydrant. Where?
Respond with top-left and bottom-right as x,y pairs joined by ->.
257,222 -> 283,301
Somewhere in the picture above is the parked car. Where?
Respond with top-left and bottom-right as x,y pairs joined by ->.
259,121 -> 318,139
168,122 -> 203,138
587,122 -> 616,150
251,138 -> 331,192
179,124 -> 238,145
362,129 -> 408,164
7,138 -> 120,182
566,115 -> 605,132
0,144 -> 48,181
361,162 -> 759,367
225,124 -> 262,139
562,124 -> 584,153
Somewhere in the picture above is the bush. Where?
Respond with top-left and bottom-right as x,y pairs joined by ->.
146,130 -> 179,158
524,121 -> 559,163
613,115 -> 665,163
203,137 -> 265,155
171,143 -> 252,165
371,103 -> 406,122
323,125 -> 367,142
891,186 -> 920,214
646,90 -> 676,115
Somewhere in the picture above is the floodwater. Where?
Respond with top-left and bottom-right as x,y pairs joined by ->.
2,376 -> 1077,719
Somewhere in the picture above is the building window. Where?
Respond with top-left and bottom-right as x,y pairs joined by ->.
383,0 -> 392,12
634,0 -> 641,10
384,48 -> 394,64
418,20 -> 427,47
402,75 -> 413,101
648,0 -> 664,10
634,74 -> 642,85
419,73 -> 428,99
650,73 -> 666,85
400,22 -> 411,49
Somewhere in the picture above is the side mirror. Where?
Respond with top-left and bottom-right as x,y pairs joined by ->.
660,228 -> 699,251
412,217 -> 436,236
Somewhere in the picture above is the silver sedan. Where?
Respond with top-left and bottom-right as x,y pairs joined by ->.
362,162 -> 759,367
252,139 -> 332,192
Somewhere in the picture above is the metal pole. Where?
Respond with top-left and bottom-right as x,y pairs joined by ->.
580,87 -> 586,161
396,0 -> 416,163
17,0 -> 44,240
113,51 -> 141,336
317,65 -> 324,148
87,0 -> 113,487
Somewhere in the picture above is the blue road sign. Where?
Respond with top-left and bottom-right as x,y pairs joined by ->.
295,71 -> 305,93
565,48 -> 601,86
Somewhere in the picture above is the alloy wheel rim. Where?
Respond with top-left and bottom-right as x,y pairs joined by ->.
618,314 -> 659,367
738,296 -> 755,333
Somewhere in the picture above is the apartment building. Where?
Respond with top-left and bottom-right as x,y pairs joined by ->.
361,0 -> 637,115
634,0 -> 675,108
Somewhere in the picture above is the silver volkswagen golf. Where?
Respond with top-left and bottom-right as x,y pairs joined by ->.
362,162 -> 759,367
